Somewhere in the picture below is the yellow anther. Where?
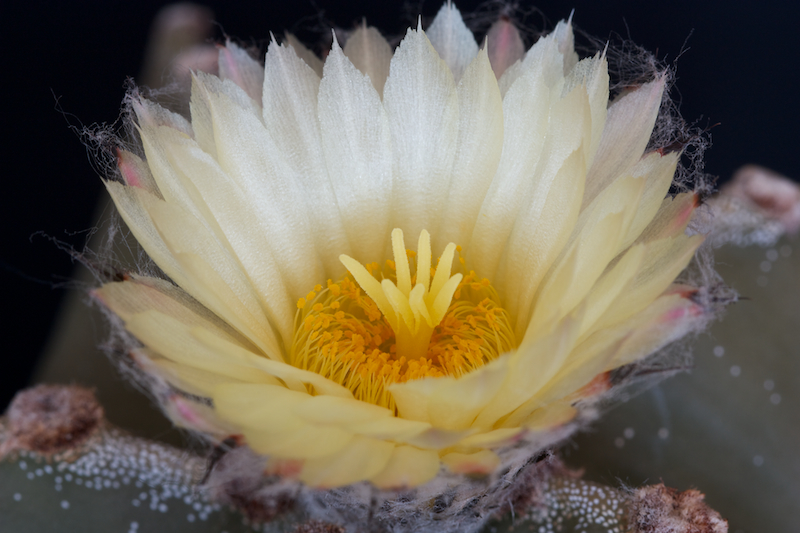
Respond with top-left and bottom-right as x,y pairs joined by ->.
297,297 -> 307,309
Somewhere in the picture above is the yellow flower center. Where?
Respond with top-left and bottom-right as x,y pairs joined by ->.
290,229 -> 515,411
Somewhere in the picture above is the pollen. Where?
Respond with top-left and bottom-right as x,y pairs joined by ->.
290,229 -> 515,411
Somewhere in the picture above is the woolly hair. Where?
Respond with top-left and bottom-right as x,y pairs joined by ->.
84,9 -> 732,533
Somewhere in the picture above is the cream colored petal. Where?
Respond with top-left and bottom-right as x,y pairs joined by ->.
473,314 -> 579,428
95,275 -> 255,349
136,118 -> 206,225
562,54 -> 609,165
292,395 -> 392,425
319,41 -> 393,263
107,181 -> 283,356
588,234 -> 704,334
501,147 -> 586,335
539,293 -> 696,408
426,357 -> 509,430
578,245 -> 645,336
117,149 -> 160,196
105,181 -> 185,287
636,192 -> 698,243
497,28 -> 564,97
521,402 -> 577,430
247,425 -> 355,460
426,2 -> 478,82
284,33 -> 324,77
457,427 -> 522,448
605,293 -> 702,368
194,327 -> 353,398
133,353 -> 239,438
402,427 -> 473,449
262,38 -> 351,271
499,336 -> 619,428
188,76 -> 218,160
213,384 -> 354,459
214,383 -> 304,427
436,46 -> 504,249
553,18 -> 579,74
146,196 -> 288,355
388,375 -> 440,423
152,357 -> 272,398
124,311 -> 278,384
469,35 -> 572,283
369,445 -> 440,489
343,24 -> 393,97
621,151 -> 680,248
299,435 -> 395,488
382,26 -> 459,239
527,208 -> 629,337
583,76 -> 665,208
486,16 -> 524,78
345,416 -> 431,441
132,96 -> 193,137
190,75 -> 333,298
218,41 -> 265,104
528,173 -> 647,332
441,450 -> 499,475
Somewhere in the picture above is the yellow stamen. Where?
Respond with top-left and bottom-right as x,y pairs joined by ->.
289,229 -> 516,411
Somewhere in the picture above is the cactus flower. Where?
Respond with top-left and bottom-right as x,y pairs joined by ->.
95,3 -> 707,490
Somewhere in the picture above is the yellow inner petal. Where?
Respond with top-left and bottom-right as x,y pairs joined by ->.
290,229 -> 515,411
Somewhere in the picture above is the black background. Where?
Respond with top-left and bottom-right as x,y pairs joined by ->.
2,0 -> 798,409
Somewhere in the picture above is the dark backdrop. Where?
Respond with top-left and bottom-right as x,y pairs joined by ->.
2,0 -> 798,408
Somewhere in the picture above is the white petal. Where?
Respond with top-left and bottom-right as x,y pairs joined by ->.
552,18 -> 579,74
369,445 -> 440,488
300,436 -> 394,488
117,149 -> 160,196
473,315 -> 579,428
105,181 -> 281,352
343,24 -> 393,96
426,2 -> 478,82
436,46 -> 504,248
621,151 -> 680,248
319,41 -> 393,263
383,27 -> 459,239
471,42 -> 583,289
125,311 -> 279,383
218,41 -> 265,104
562,54 -> 610,166
588,234 -> 703,334
284,33 -> 324,77
132,96 -> 193,137
501,147 -> 587,336
528,174 -> 646,333
142,119 -> 315,345
427,357 -> 508,430
497,27 -> 564,97
486,16 -> 525,78
105,181 -> 182,281
146,197 -> 289,354
96,275 -> 256,350
262,38 -> 351,270
583,76 -> 666,207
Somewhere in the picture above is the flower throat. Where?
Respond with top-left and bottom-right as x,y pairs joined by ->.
290,229 -> 515,411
